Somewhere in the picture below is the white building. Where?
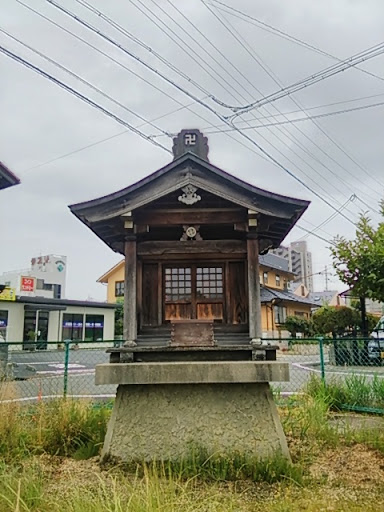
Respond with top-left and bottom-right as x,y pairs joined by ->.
272,241 -> 314,293
0,254 -> 67,299
0,295 -> 116,348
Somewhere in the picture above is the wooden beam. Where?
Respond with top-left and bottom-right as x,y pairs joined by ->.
123,237 -> 137,345
137,240 -> 246,256
134,209 -> 246,226
247,237 -> 262,341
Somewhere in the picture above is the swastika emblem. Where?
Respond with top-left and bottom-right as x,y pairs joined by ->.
184,133 -> 197,145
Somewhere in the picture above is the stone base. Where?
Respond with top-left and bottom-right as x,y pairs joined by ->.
101,380 -> 290,462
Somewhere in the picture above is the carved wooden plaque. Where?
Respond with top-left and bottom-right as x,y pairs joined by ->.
170,320 -> 215,347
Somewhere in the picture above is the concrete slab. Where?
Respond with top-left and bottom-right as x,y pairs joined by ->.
101,382 -> 290,462
95,361 -> 289,386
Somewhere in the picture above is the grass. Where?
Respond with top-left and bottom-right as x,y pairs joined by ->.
305,373 -> 384,411
0,398 -> 110,462
123,449 -> 303,485
0,392 -> 384,510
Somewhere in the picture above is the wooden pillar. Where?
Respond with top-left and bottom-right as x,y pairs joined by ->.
123,237 -> 137,346
247,236 -> 262,342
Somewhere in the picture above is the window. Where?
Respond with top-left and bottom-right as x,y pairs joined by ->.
62,313 -> 83,341
53,284 -> 61,299
274,305 -> 287,324
115,281 -> 125,297
165,267 -> 192,302
0,310 -> 8,341
85,314 -> 104,342
196,267 -> 223,299
275,274 -> 281,287
36,279 -> 53,292
263,271 -> 269,285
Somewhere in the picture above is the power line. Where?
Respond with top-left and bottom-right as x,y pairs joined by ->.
197,92 -> 384,132
0,44 -> 172,154
12,1 -> 282,175
12,1 -> 363,225
228,42 -> 384,117
210,0 -> 384,84
198,0 -> 380,213
44,0 -> 375,212
156,1 -> 362,210
45,0 -> 239,112
19,100 -> 200,174
43,0 -> 360,225
15,0 -> 279,173
0,28 -> 174,140
164,0 -> 257,102
197,99 -> 384,133
297,195 -> 357,241
201,1 -> 384,203
295,225 -> 337,246
75,0 -> 242,109
180,0 -> 384,198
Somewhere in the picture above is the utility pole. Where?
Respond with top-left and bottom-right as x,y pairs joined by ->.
324,265 -> 330,291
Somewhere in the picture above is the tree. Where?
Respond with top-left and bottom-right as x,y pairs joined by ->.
331,204 -> 384,336
283,315 -> 313,338
312,305 -> 360,337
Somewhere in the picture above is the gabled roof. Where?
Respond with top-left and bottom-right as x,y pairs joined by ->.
309,290 -> 340,304
260,286 -> 319,307
71,152 -> 308,218
0,162 -> 20,190
97,260 -> 124,283
70,151 -> 310,255
259,253 -> 291,274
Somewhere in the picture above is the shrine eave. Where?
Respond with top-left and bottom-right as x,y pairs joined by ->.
69,152 -> 309,220
69,152 -> 310,254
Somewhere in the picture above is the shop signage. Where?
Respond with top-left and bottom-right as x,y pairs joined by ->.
20,276 -> 35,292
0,288 -> 16,301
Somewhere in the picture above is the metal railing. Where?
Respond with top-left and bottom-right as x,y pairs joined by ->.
1,336 -> 384,413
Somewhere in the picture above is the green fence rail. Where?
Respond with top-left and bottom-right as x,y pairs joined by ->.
1,336 -> 384,414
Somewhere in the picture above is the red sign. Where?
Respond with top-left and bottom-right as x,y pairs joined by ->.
21,276 -> 35,292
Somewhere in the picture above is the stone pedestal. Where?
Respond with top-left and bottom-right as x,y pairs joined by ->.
96,361 -> 290,462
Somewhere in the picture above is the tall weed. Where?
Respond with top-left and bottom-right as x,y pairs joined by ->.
0,399 -> 110,462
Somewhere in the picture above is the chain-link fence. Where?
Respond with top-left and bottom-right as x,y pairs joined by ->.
0,340 -> 116,403
1,336 -> 384,413
276,335 -> 384,413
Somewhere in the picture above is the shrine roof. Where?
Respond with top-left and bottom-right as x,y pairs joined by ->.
70,151 -> 309,219
0,161 -> 20,190
69,130 -> 310,254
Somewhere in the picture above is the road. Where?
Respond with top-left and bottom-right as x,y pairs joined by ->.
2,347 -> 383,402
4,348 -> 116,401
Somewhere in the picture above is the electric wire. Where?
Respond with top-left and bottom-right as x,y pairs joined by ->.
198,0 -> 380,214
200,0 -> 384,204
0,44 -> 172,154
209,0 -> 384,84
47,0 -> 384,208
228,42 -> 384,116
0,28 -> 175,140
20,100 -> 200,174
9,1 -> 371,229
40,0 -> 362,225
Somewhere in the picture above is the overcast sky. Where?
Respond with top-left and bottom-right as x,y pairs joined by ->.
1,0 -> 384,300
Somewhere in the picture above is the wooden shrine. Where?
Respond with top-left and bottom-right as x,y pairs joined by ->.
70,129 -> 309,347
